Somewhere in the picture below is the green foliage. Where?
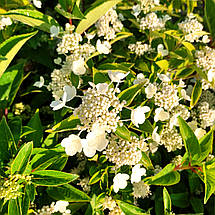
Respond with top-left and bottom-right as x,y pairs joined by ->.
31,170 -> 78,186
47,184 -> 91,202
1,9 -> 60,33
11,141 -> 33,175
0,31 -> 37,77
76,0 -> 121,34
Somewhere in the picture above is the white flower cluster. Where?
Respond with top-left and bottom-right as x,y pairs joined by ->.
74,83 -> 125,133
140,12 -> 170,31
77,177 -> 91,193
178,14 -> 205,43
57,32 -> 83,54
198,102 -> 215,128
159,125 -> 183,152
0,17 -> 12,30
128,42 -> 153,56
155,83 -> 180,111
0,174 -> 31,201
196,46 -> 215,85
105,135 -> 147,168
139,0 -> 160,14
47,69 -> 72,100
132,181 -> 151,199
103,196 -> 125,215
37,201 -> 70,215
96,8 -> 123,40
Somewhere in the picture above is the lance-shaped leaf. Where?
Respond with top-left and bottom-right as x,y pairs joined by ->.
0,9 -> 60,33
117,200 -> 148,215
144,163 -> 180,186
0,31 -> 37,77
178,116 -> 201,163
11,142 -> 33,175
47,184 -> 91,202
76,0 -> 121,34
163,187 -> 172,215
31,170 -> 78,186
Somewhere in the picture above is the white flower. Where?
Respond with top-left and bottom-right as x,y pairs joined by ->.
53,201 -> 69,213
108,71 -> 129,82
169,113 -> 180,129
50,25 -> 60,37
131,164 -> 146,184
61,134 -> 82,156
1,17 -> 12,26
149,141 -> 159,153
33,76 -> 44,88
72,58 -> 86,75
181,89 -> 191,101
33,0 -> 42,8
145,83 -> 157,99
154,108 -> 169,122
132,4 -> 141,17
157,44 -> 168,57
96,83 -> 109,94
85,32 -> 95,42
195,128 -> 206,139
208,69 -> 215,82
50,85 -> 76,110
133,73 -> 149,85
54,57 -> 62,65
96,39 -> 111,54
82,126 -> 109,157
131,106 -> 150,127
202,35 -> 210,43
113,173 -> 129,193
152,126 -> 160,143
157,74 -> 171,82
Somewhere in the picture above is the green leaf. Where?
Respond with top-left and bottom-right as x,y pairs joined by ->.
93,68 -> 110,85
26,109 -> 43,147
1,9 -> 60,33
8,199 -> 22,215
175,67 -> 194,79
118,84 -> 143,106
8,116 -> 22,145
11,142 -> 33,175
29,148 -> 65,172
0,116 -> 16,162
178,116 -> 201,163
205,0 -> 215,38
138,120 -> 154,133
55,3 -> 85,20
46,115 -> 80,133
0,0 -> 30,10
203,162 -> 215,204
163,187 -> 171,215
0,63 -> 24,108
59,0 -> 76,11
117,200 -> 148,215
76,0 -> 121,34
22,184 -> 34,215
156,60 -> 169,71
0,31 -> 37,77
115,125 -> 131,141
70,72 -> 80,88
145,163 -> 180,186
31,170 -> 78,186
190,80 -> 202,108
89,170 -> 103,185
141,151 -> 154,170
97,63 -> 132,73
47,184 -> 91,202
199,130 -> 213,162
